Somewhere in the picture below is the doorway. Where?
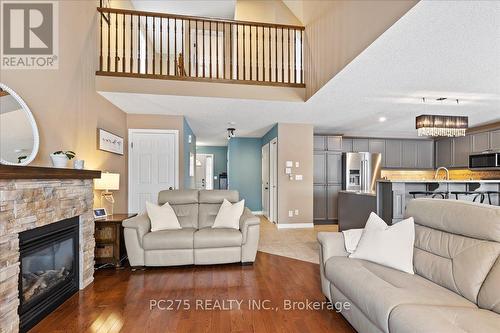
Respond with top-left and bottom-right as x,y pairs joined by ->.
128,129 -> 179,213
269,138 -> 278,223
262,143 -> 270,219
196,153 -> 214,190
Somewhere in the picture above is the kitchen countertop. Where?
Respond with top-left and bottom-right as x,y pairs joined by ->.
339,190 -> 377,196
377,179 -> 500,183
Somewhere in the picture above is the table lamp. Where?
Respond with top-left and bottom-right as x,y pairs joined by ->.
94,172 -> 120,215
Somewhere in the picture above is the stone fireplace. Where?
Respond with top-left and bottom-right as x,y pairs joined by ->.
0,166 -> 100,333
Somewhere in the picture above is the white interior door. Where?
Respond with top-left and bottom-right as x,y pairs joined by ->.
205,155 -> 214,190
195,154 -> 207,189
128,129 -> 179,213
269,138 -> 278,223
262,143 -> 270,218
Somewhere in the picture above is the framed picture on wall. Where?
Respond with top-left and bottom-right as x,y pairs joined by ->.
98,128 -> 124,155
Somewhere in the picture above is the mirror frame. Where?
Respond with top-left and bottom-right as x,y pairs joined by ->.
0,83 -> 40,166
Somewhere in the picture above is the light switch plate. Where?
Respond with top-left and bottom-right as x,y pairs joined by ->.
295,174 -> 303,180
288,210 -> 294,217
285,167 -> 292,174
294,209 -> 299,216
286,161 -> 293,167
295,162 -> 300,168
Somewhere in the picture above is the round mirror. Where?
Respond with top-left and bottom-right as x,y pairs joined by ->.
0,83 -> 39,166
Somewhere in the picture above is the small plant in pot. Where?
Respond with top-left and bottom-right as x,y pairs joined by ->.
50,151 -> 76,168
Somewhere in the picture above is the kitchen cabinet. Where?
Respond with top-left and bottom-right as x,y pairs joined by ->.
313,185 -> 327,221
327,153 -> 342,184
327,136 -> 343,151
313,152 -> 326,184
417,140 -> 434,169
385,140 -> 402,168
453,135 -> 471,167
353,139 -> 369,152
314,136 -> 326,151
472,132 -> 490,152
342,138 -> 353,152
402,140 -> 418,168
369,139 -> 386,167
436,138 -> 453,167
491,130 -> 500,150
327,185 -> 341,220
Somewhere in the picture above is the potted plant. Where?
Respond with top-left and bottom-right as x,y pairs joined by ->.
50,151 -> 76,168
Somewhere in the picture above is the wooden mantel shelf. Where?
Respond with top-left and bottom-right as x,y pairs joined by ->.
0,165 -> 101,179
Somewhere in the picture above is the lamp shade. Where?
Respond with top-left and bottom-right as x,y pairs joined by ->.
94,172 -> 120,191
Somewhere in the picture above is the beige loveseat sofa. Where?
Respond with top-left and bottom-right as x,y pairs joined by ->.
318,198 -> 500,333
123,190 -> 260,267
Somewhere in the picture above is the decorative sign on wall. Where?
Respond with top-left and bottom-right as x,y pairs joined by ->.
98,128 -> 123,155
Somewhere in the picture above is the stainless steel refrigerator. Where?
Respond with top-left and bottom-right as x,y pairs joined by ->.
342,152 -> 382,193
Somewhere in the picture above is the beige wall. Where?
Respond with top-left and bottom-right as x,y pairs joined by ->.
277,123 -> 313,224
126,114 -> 187,189
235,0 -> 301,25
303,0 -> 418,99
0,0 -> 129,213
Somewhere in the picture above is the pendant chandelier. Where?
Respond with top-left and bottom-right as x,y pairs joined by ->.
416,97 -> 468,137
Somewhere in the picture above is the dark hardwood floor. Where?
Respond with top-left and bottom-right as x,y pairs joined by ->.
31,252 -> 354,333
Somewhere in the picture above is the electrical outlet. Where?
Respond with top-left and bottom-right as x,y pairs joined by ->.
288,210 -> 294,217
295,161 -> 300,168
286,161 -> 293,167
294,209 -> 299,216
295,174 -> 303,180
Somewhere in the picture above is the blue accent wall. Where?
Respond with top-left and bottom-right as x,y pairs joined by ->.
183,119 -> 196,189
261,124 -> 278,146
227,138 -> 262,211
196,146 -> 228,189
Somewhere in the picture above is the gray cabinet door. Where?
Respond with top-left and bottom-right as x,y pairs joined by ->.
327,185 -> 341,220
417,140 -> 434,169
369,139 -> 386,167
314,136 -> 326,151
385,140 -> 402,168
327,136 -> 343,151
490,130 -> 500,150
353,139 -> 369,152
313,152 -> 326,184
436,138 -> 453,167
472,132 -> 490,152
327,153 -> 342,184
453,135 -> 471,167
314,185 -> 327,221
402,140 -> 418,168
342,138 -> 353,152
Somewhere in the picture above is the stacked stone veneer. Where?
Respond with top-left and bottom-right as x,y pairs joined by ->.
0,179 -> 95,333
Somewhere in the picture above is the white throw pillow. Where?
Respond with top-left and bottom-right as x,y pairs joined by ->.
349,212 -> 415,274
341,228 -> 364,254
146,201 -> 181,232
212,199 -> 245,229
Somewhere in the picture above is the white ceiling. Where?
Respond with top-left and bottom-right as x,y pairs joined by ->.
104,1 -> 500,146
130,0 -> 236,19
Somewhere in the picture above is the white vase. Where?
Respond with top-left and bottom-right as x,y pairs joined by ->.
50,154 -> 69,168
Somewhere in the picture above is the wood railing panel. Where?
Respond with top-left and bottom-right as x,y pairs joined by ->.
97,7 -> 304,87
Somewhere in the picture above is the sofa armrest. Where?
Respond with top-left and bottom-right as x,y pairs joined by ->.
317,232 -> 348,265
239,208 -> 260,244
122,213 -> 151,246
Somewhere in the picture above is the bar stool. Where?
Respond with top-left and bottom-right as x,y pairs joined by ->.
451,191 -> 490,204
409,191 -> 447,199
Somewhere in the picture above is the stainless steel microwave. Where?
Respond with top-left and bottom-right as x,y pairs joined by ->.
469,152 -> 500,170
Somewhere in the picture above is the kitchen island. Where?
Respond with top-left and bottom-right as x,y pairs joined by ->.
377,179 -> 500,224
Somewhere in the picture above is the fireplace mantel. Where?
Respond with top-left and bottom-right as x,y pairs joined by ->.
0,165 -> 101,179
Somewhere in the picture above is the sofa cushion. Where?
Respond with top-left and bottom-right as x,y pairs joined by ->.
389,304 -> 500,333
194,228 -> 242,249
199,190 -> 239,204
325,256 -> 476,332
158,189 -> 198,205
142,228 -> 196,250
171,204 -> 199,229
478,256 -> 500,314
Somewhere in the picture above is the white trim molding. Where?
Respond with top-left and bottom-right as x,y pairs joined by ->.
276,223 -> 314,229
252,211 -> 263,215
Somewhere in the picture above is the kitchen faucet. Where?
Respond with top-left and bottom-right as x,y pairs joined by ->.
434,167 -> 450,180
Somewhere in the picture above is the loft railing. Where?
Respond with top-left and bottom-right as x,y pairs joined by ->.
97,7 -> 305,87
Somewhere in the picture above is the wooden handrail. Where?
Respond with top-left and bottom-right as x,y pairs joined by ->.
97,7 -> 305,30
97,7 -> 305,87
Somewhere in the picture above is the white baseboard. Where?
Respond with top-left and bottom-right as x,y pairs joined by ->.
276,223 -> 314,229
252,211 -> 263,215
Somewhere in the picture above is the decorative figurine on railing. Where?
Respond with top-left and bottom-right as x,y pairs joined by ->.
178,53 -> 187,77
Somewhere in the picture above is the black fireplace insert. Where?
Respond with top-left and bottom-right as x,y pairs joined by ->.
18,216 -> 80,333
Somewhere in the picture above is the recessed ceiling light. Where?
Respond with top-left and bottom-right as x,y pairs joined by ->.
379,117 -> 387,122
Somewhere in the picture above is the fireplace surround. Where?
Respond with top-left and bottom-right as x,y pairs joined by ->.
0,165 -> 100,333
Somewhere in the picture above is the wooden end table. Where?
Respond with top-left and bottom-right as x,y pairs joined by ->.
94,213 -> 136,268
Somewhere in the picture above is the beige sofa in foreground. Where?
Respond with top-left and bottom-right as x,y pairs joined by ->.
318,198 -> 500,333
123,190 -> 260,267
